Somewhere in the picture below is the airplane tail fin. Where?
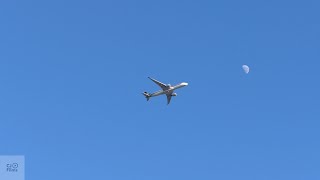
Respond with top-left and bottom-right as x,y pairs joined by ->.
142,92 -> 151,101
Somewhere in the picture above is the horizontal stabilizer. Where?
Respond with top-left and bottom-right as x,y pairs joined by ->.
142,92 -> 150,101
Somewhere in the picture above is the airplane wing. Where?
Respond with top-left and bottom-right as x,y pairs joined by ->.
148,77 -> 168,90
166,94 -> 172,105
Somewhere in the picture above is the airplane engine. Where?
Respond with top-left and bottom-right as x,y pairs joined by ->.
171,93 -> 177,96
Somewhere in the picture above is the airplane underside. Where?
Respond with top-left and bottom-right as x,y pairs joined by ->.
142,77 -> 188,105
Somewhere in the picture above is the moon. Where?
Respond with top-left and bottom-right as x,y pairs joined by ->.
242,65 -> 250,74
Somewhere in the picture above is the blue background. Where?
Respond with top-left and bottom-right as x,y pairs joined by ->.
0,0 -> 319,179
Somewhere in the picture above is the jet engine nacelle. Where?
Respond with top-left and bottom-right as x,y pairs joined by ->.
171,93 -> 177,96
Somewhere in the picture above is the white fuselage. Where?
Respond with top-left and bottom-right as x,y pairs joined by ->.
150,82 -> 188,97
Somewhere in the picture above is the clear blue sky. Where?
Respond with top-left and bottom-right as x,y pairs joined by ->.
1,0 -> 319,179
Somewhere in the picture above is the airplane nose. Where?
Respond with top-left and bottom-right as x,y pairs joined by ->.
181,82 -> 188,86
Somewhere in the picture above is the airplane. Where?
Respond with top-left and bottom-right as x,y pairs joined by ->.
142,77 -> 188,105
